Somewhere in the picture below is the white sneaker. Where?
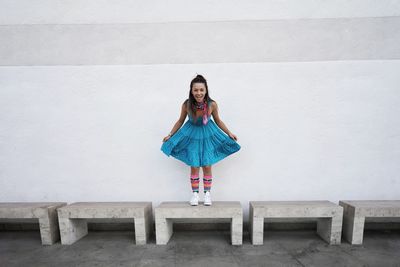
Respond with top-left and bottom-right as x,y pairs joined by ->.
204,191 -> 212,206
190,192 -> 199,206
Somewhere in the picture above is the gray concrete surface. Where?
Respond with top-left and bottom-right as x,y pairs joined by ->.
2,17 -> 400,66
1,229 -> 400,266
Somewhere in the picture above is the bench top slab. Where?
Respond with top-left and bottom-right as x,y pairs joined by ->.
57,202 -> 152,219
0,202 -> 66,219
339,200 -> 400,217
157,201 -> 241,209
250,201 -> 342,218
155,202 -> 242,218
250,201 -> 338,208
0,202 -> 66,209
339,200 -> 400,208
60,202 -> 151,209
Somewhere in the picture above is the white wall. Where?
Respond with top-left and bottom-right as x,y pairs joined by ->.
0,0 -> 399,220
1,0 -> 400,24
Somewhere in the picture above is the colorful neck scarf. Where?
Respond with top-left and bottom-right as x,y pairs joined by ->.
193,100 -> 208,125
194,101 -> 206,110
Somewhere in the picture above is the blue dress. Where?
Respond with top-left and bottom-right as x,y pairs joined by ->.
161,107 -> 241,167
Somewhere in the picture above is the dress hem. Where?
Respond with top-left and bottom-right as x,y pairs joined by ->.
161,146 -> 240,167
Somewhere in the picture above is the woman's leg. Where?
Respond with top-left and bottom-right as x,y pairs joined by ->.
190,167 -> 200,193
202,165 -> 213,205
202,165 -> 212,193
189,167 -> 200,205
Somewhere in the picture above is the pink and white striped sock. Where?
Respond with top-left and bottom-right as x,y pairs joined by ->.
190,174 -> 199,192
203,175 -> 213,193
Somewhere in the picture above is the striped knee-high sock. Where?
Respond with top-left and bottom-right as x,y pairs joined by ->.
203,175 -> 213,193
190,174 -> 199,193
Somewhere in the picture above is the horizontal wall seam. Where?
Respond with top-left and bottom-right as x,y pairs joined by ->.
1,58 -> 400,67
1,15 -> 400,26
1,17 -> 399,65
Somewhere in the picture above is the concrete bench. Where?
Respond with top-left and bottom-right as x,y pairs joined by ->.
339,200 -> 400,245
57,202 -> 152,245
0,202 -> 66,245
250,201 -> 343,245
155,201 -> 242,245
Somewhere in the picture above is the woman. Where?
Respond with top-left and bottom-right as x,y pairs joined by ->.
161,74 -> 241,206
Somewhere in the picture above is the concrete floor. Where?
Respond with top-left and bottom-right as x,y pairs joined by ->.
1,229 -> 400,267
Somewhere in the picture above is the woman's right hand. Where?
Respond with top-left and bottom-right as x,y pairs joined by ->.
162,135 -> 171,142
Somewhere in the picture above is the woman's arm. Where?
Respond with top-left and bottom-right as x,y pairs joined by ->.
211,101 -> 238,141
162,101 -> 188,142
169,102 -> 187,135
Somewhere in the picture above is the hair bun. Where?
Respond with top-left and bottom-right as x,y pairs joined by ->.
196,74 -> 206,80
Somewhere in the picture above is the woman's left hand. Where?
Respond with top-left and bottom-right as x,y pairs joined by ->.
229,133 -> 238,141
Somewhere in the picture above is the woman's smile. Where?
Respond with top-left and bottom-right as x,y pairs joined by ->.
195,95 -> 204,101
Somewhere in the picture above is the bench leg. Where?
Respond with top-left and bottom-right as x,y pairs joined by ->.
344,216 -> 365,245
134,217 -> 148,245
317,215 -> 342,245
36,206 -> 61,245
250,216 -> 264,245
58,215 -> 88,245
135,205 -> 153,245
342,207 -> 365,245
155,218 -> 173,245
231,216 -> 243,245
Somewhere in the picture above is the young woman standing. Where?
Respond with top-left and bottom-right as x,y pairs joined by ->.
161,75 -> 241,206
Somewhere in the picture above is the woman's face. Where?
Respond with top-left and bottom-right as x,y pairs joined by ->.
192,82 -> 207,103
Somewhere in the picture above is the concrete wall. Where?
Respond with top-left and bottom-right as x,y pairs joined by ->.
1,0 -> 399,221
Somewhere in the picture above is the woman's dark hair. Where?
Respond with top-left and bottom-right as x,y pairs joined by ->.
186,74 -> 214,117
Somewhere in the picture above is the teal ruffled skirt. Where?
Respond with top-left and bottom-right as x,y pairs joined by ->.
161,115 -> 241,167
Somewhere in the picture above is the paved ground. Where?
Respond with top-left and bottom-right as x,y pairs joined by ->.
1,229 -> 400,266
